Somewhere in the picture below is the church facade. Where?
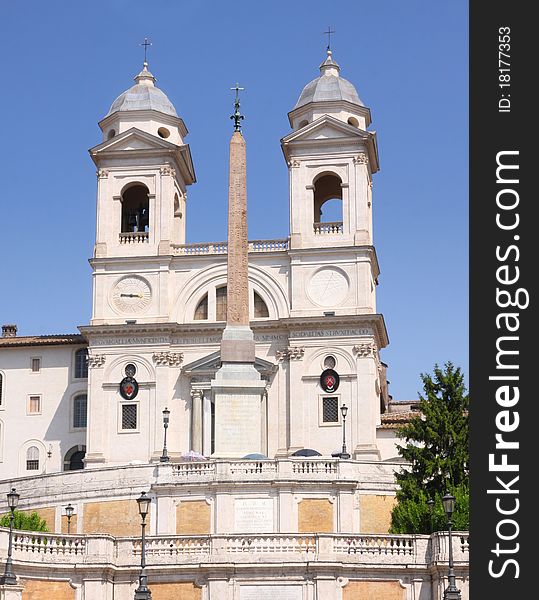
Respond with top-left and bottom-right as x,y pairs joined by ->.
0,51 -> 469,600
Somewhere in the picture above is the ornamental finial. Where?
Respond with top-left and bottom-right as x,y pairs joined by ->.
230,83 -> 245,132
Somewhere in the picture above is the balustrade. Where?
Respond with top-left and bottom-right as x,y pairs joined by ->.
313,221 -> 343,234
119,231 -> 149,244
172,239 -> 288,256
2,527 -> 466,568
12,531 -> 86,556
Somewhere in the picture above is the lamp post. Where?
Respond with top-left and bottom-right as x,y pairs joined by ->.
339,404 -> 350,459
160,407 -> 170,463
134,491 -> 152,599
65,503 -> 74,534
442,493 -> 461,600
0,487 -> 20,585
427,498 -> 435,533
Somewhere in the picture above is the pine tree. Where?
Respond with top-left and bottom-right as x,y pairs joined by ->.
390,362 -> 469,534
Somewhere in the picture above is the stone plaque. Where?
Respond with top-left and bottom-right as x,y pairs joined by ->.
234,498 -> 274,533
213,391 -> 262,456
240,586 -> 302,600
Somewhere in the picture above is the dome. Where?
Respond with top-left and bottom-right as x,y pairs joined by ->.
293,50 -> 364,110
106,63 -> 178,118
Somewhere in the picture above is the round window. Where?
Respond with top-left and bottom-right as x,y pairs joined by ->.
157,127 -> 170,139
324,355 -> 336,369
125,363 -> 137,377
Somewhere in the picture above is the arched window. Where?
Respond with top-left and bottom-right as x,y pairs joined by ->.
73,394 -> 87,428
313,173 -> 343,232
254,292 -> 269,318
26,446 -> 40,471
64,445 -> 86,471
121,184 -> 150,233
74,348 -> 88,379
216,286 -> 228,321
174,193 -> 182,217
194,294 -> 208,320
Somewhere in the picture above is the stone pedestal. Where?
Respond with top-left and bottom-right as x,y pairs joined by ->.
0,584 -> 24,600
211,361 -> 265,458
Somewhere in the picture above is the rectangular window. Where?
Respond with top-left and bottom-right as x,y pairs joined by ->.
121,403 -> 137,430
74,349 -> 88,379
73,394 -> 87,428
28,395 -> 41,414
322,397 -> 339,423
31,357 -> 41,372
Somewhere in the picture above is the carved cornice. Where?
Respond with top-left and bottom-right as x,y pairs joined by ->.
88,354 -> 106,368
276,346 -> 305,362
160,165 -> 176,177
352,342 -> 376,358
153,352 -> 184,366
353,153 -> 368,165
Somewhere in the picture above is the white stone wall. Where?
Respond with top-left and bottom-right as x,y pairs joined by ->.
0,344 -> 87,477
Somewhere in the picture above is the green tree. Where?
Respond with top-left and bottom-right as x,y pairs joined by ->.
0,510 -> 49,532
390,362 -> 469,534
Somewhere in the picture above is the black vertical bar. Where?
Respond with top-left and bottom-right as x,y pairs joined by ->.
470,2 -> 534,599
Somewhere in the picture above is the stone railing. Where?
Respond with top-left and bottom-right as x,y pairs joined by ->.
313,221 -> 343,234
2,528 -> 467,569
13,531 -> 87,555
169,459 -> 344,482
172,238 -> 289,256
4,530 -> 462,568
332,534 -> 418,561
119,231 -> 149,244
431,531 -> 470,563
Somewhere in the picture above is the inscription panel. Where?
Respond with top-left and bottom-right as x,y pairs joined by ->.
234,498 -> 274,533
240,586 -> 302,600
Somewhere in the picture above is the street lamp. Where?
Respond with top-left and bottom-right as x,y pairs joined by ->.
0,487 -> 20,585
339,404 -> 350,459
65,504 -> 74,534
442,493 -> 461,600
160,407 -> 170,463
134,491 -> 152,600
427,498 -> 435,533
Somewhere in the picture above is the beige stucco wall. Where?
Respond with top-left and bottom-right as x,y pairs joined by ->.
359,495 -> 397,533
298,499 -> 333,533
22,579 -> 75,600
343,581 -> 405,600
82,499 -> 145,536
150,582 -> 201,600
176,500 -> 211,535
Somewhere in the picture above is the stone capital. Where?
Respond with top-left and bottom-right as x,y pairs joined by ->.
276,346 -> 305,361
88,354 -> 106,368
353,153 -> 368,165
152,352 -> 184,366
352,342 -> 376,358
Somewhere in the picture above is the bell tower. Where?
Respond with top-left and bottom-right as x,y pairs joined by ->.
281,50 -> 379,250
88,61 -> 196,325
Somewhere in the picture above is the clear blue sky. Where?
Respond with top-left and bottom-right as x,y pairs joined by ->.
0,1 -> 468,401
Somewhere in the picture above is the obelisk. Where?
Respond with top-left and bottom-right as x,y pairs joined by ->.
210,88 -> 265,458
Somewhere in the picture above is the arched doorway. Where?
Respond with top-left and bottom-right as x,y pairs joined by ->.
64,445 -> 86,471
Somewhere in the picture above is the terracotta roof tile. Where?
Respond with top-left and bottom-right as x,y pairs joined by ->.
0,334 -> 86,348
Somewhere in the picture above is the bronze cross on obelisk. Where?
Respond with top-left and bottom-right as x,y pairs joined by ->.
230,83 -> 245,132
324,26 -> 336,50
140,37 -> 152,63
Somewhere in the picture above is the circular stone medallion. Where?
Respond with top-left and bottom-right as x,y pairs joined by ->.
308,268 -> 349,307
